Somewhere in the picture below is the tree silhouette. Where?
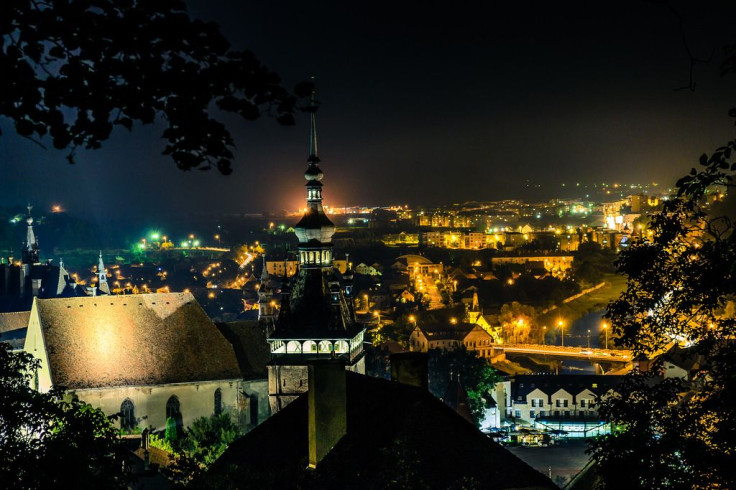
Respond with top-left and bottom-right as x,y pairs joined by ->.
1,0 -> 312,173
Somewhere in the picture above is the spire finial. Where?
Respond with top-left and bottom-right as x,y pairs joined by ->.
308,81 -> 319,163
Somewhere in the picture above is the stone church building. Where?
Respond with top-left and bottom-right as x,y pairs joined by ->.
23,292 -> 251,431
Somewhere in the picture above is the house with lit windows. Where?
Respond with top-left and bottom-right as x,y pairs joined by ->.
22,292 -> 264,433
502,375 -> 625,437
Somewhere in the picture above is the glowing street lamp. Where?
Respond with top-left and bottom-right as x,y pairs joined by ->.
542,326 -> 547,345
373,311 -> 381,329
450,317 -> 457,325
558,319 -> 565,347
602,322 -> 609,350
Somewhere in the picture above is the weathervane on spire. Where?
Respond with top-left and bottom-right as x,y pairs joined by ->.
307,77 -> 320,165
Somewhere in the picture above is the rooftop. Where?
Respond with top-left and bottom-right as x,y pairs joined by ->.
35,292 -> 241,389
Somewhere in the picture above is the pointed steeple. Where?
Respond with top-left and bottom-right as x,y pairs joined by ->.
97,251 -> 110,295
308,90 -> 319,165
294,86 -> 335,270
260,253 -> 270,283
22,204 -> 40,265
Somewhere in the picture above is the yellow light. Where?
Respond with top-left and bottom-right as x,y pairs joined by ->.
409,315 -> 415,322
450,318 -> 457,325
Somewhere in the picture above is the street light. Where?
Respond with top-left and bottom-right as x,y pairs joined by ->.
542,326 -> 547,345
587,329 -> 591,349
373,311 -> 381,329
602,322 -> 609,350
557,320 -> 564,347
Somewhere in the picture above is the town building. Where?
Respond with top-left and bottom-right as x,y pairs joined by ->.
266,95 -> 365,413
265,257 -> 298,278
23,292 -> 253,432
491,254 -> 574,277
0,207 -> 91,312
392,254 -> 443,277
501,374 -> 625,437
257,253 -> 278,326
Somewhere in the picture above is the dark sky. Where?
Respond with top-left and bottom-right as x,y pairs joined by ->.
1,1 -> 735,221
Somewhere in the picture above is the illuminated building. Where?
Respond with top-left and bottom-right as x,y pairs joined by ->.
22,292 -> 263,432
96,251 -> 110,295
0,206 -> 87,311
503,375 -> 625,437
266,94 -> 365,413
257,253 -> 277,325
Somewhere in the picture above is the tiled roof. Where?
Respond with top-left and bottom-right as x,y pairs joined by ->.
417,323 -> 476,341
511,375 -> 625,404
206,372 -> 556,489
215,320 -> 270,379
36,293 -> 241,389
0,311 -> 30,333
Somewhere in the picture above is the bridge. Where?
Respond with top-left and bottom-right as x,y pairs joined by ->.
495,343 -> 632,362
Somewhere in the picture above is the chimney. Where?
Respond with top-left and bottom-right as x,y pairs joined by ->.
308,360 -> 347,469
390,352 -> 428,390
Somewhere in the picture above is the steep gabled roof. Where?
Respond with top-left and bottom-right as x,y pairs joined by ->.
205,372 -> 555,489
36,292 -> 241,389
511,375 -> 625,404
0,311 -> 30,333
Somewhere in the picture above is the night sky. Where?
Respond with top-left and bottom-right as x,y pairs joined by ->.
1,1 -> 735,222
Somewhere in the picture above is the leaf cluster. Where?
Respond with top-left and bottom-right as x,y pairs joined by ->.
0,0 -> 311,172
0,344 -> 130,489
592,120 -> 736,488
427,347 -> 502,427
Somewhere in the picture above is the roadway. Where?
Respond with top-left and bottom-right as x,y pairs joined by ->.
497,343 -> 631,362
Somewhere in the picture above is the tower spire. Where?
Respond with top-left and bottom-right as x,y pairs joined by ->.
22,203 -> 40,264
97,251 -> 110,295
308,89 -> 319,164
294,83 -> 335,270
261,252 -> 270,282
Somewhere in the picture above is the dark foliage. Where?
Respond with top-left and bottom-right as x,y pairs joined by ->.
571,242 -> 617,285
0,344 -> 130,489
0,0 -> 311,173
428,347 -> 501,426
590,76 -> 736,486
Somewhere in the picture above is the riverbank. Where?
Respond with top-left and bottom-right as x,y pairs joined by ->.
539,273 -> 627,330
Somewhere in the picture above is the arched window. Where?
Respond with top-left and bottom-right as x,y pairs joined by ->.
166,395 -> 182,428
334,340 -> 349,353
318,340 -> 332,353
303,340 -> 317,353
121,399 -> 135,430
286,341 -> 302,353
214,388 -> 223,416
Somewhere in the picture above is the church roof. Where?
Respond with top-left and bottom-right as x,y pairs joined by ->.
0,311 -> 30,333
35,292 -> 241,389
205,372 -> 555,489
215,320 -> 271,379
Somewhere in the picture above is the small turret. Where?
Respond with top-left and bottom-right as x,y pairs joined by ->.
97,251 -> 110,295
22,205 -> 40,265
